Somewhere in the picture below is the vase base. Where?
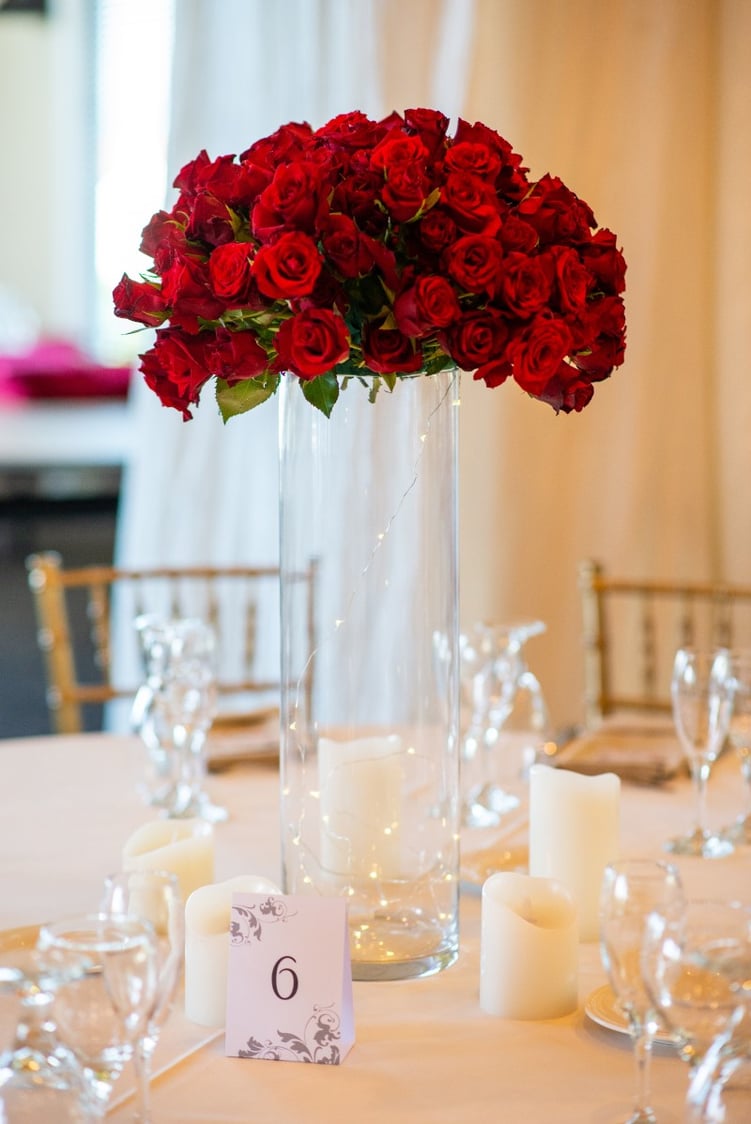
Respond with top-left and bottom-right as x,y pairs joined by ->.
348,906 -> 459,981
351,944 -> 459,982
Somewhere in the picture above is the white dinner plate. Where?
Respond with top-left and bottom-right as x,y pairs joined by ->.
584,984 -> 677,1048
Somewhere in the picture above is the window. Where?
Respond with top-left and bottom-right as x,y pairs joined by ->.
93,0 -> 174,362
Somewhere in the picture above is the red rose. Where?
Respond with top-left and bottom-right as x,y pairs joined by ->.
499,214 -> 538,254
315,111 -> 387,152
331,171 -> 386,237
518,175 -> 596,245
570,295 -> 626,376
320,214 -> 374,278
140,328 -> 214,419
403,108 -> 450,155
393,275 -> 461,337
252,161 -> 328,242
418,208 -> 458,254
453,119 -> 529,201
443,234 -> 504,296
441,310 -> 509,370
274,309 -> 350,378
361,326 -> 424,374
208,242 -> 254,302
537,363 -> 595,413
441,172 -> 502,235
139,209 -> 188,264
209,328 -> 269,382
499,252 -> 554,318
580,229 -> 627,294
371,133 -> 430,173
195,153 -> 265,209
186,193 -> 234,247
473,358 -> 513,389
240,121 -> 314,169
380,163 -> 431,222
549,246 -> 592,314
161,258 -> 225,332
508,313 -> 574,395
112,275 -> 167,327
172,149 -> 212,198
444,141 -> 502,183
253,232 -> 322,300
370,135 -> 432,222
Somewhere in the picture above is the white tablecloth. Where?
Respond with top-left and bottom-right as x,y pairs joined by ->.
1,733 -> 749,1123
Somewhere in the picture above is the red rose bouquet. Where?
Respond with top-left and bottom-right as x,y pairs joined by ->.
113,108 -> 626,420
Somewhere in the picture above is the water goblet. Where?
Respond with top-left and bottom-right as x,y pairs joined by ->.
667,648 -> 734,858
460,620 -> 549,828
132,614 -> 179,809
0,954 -> 94,1122
37,914 -> 159,1119
642,898 -> 751,1118
133,616 -> 228,824
599,858 -> 684,1123
101,870 -> 184,1123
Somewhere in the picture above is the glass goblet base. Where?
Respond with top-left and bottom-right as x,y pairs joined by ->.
720,812 -> 751,847
664,827 -> 733,859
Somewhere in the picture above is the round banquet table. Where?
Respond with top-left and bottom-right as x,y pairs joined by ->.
0,733 -> 749,1123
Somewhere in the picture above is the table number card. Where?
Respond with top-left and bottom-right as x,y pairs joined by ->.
225,893 -> 355,1064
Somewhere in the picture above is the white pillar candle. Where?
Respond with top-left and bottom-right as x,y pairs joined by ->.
480,872 -> 578,1019
318,735 -> 403,878
528,765 -> 620,941
184,875 -> 280,1027
123,819 -> 214,902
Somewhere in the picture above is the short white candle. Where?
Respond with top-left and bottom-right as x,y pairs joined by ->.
318,735 -> 403,878
123,819 -> 214,902
528,765 -> 620,941
184,874 -> 280,1027
480,872 -> 578,1019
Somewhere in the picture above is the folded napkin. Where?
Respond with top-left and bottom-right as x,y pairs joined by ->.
554,726 -> 684,786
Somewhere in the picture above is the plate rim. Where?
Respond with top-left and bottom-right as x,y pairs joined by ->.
584,983 -> 676,1048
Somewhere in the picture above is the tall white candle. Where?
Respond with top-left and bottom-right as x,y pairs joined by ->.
123,819 -> 214,902
184,875 -> 280,1027
480,872 -> 578,1019
528,765 -> 620,941
318,735 -> 403,878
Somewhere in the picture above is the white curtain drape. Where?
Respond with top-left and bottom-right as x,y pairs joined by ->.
114,0 -> 751,731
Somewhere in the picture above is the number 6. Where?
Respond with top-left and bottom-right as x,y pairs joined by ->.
271,955 -> 299,1000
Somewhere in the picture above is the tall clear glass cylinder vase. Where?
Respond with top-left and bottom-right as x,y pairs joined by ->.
279,369 -> 460,980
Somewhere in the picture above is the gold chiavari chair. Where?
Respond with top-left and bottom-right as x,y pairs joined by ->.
26,550 -> 315,735
578,558 -> 751,729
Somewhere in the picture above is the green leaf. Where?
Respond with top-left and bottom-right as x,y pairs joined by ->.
216,373 -> 279,422
301,371 -> 340,417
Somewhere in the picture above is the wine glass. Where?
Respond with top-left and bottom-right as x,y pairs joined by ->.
132,614 -> 179,809
642,898 -> 751,1118
0,954 -> 94,1122
717,648 -> 751,846
101,870 -> 184,1123
460,620 -> 549,827
36,914 -> 159,1119
667,648 -> 734,858
599,858 -> 684,1123
133,616 -> 228,824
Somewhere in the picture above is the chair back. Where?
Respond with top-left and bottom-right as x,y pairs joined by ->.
578,558 -> 751,728
26,551 -> 313,735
